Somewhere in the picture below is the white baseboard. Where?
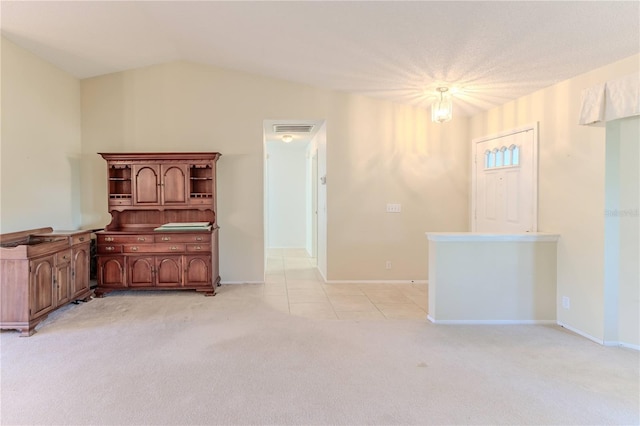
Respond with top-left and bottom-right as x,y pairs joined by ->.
604,340 -> 640,350
557,321 -> 604,345
557,323 -> 639,350
219,281 -> 265,285
617,342 -> 640,351
428,318 -> 556,325
325,279 -> 428,284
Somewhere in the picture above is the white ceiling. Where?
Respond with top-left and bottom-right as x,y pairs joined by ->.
2,1 -> 639,121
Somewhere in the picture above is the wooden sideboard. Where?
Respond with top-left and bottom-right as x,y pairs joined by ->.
96,152 -> 221,297
0,227 -> 92,336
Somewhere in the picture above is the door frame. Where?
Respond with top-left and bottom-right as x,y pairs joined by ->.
471,122 -> 539,232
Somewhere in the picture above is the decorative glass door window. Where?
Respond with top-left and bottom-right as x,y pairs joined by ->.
484,145 -> 520,169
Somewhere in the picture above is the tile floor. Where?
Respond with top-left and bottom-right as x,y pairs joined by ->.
215,248 -> 428,320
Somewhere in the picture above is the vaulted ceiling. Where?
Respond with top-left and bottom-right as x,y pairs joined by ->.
2,1 -> 639,117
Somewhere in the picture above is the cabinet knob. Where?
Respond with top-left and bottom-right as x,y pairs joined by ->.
137,237 -> 146,242
161,236 -> 171,241
105,246 -> 114,251
195,246 -> 201,250
196,237 -> 203,241
105,237 -> 114,242
131,246 -> 139,251
79,237 -> 85,242
170,246 -> 178,251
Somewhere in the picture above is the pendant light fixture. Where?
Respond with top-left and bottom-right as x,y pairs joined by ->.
431,87 -> 452,123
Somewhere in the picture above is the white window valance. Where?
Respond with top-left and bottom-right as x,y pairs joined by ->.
579,73 -> 640,125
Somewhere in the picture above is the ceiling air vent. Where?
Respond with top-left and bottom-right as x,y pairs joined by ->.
273,124 -> 315,133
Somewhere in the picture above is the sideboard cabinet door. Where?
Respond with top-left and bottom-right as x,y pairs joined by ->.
29,256 -> 56,318
72,242 -> 91,297
55,250 -> 72,306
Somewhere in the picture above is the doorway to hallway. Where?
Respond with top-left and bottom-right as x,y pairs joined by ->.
263,119 -> 327,280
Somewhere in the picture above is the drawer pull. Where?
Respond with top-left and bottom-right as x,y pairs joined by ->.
161,236 -> 171,241
170,246 -> 179,251
63,255 -> 69,260
105,246 -> 114,251
79,237 -> 85,242
195,246 -> 201,250
105,237 -> 114,242
195,237 -> 203,241
131,246 -> 139,251
137,237 -> 146,242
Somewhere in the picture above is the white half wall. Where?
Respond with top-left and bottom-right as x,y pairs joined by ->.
427,233 -> 559,323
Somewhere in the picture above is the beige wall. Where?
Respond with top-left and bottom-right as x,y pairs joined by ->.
470,54 -> 640,342
80,61 -> 469,282
0,37 -> 82,234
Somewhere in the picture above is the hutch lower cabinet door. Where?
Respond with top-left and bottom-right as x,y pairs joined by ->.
128,256 -> 155,287
97,256 -> 127,288
156,256 -> 183,287
185,255 -> 211,286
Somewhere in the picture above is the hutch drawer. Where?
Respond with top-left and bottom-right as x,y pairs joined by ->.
123,243 -> 186,254
154,234 -> 210,243
98,245 -> 123,254
98,235 -> 153,244
186,243 -> 211,252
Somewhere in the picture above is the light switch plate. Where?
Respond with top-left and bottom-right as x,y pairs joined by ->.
386,203 -> 401,213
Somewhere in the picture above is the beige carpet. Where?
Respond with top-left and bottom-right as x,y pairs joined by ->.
1,289 -> 638,425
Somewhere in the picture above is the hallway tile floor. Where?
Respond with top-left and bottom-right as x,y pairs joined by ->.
215,248 -> 428,320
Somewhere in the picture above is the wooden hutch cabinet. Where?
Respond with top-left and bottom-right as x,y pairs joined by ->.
0,228 -> 92,336
96,152 -> 221,297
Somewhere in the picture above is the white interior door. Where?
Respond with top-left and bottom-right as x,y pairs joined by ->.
473,125 -> 538,233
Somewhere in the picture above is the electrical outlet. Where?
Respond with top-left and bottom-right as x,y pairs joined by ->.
385,261 -> 392,269
386,203 -> 401,213
562,296 -> 570,310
